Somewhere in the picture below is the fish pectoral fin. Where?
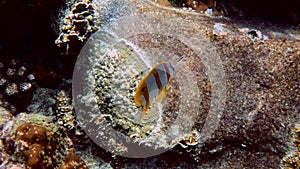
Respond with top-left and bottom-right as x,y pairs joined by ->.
157,87 -> 167,102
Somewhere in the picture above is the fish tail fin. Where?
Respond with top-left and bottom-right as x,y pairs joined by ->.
174,56 -> 185,70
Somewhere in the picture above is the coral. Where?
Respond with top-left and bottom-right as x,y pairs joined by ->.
59,154 -> 87,169
75,150 -> 113,168
55,0 -> 98,55
55,90 -> 76,130
9,113 -> 74,169
54,89 -> 89,150
15,123 -> 58,168
0,59 -> 36,113
74,11 -> 212,157
26,88 -> 57,116
0,0 -> 297,168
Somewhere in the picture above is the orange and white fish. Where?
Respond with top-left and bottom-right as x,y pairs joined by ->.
133,56 -> 184,123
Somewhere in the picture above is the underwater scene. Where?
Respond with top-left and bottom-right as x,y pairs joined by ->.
0,0 -> 299,168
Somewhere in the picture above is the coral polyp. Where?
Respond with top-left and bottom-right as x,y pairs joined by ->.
0,59 -> 36,113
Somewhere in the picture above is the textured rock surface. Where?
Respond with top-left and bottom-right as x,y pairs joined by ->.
72,0 -> 300,167
165,0 -> 300,25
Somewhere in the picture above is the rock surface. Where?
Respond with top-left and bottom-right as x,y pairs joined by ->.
72,0 -> 299,168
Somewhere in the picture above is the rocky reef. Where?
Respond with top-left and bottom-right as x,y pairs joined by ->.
0,0 -> 299,168
1,109 -> 63,168
73,0 -> 299,167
